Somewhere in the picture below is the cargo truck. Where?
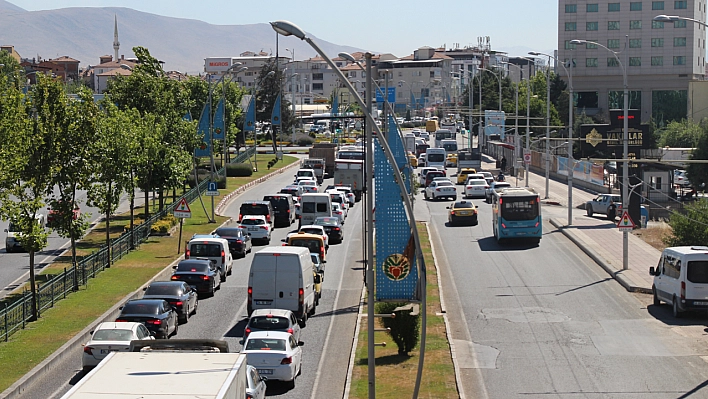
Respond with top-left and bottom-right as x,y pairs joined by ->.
309,143 -> 337,178
333,159 -> 364,201
301,158 -> 325,184
456,148 -> 482,172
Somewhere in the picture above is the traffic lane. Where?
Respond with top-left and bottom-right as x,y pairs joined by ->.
428,196 -> 708,398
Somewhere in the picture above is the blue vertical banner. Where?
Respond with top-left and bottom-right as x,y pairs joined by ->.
410,92 -> 416,108
244,97 -> 256,132
213,98 -> 225,139
271,94 -> 281,126
194,102 -> 211,157
332,91 -> 339,117
387,115 -> 411,193
374,138 -> 419,302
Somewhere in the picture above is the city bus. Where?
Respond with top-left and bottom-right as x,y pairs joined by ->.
491,188 -> 542,244
337,145 -> 365,161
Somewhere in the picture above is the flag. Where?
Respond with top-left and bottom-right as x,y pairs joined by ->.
332,91 -> 339,117
183,111 -> 192,122
271,94 -> 281,126
213,98 -> 225,139
410,92 -> 416,107
244,96 -> 255,132
195,102 -> 211,157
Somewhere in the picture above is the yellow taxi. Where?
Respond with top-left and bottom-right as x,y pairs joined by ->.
456,168 -> 478,185
408,152 -> 418,168
447,200 -> 478,226
446,153 -> 458,168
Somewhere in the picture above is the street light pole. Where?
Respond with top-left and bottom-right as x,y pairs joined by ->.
545,58 -> 551,199
525,73 -> 531,187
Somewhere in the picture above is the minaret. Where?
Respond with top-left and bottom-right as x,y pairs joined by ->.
113,15 -> 120,61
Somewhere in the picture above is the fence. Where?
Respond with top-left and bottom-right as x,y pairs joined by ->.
0,147 -> 256,342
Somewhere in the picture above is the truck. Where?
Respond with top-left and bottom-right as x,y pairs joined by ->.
585,194 -> 622,220
309,143 -> 337,178
333,159 -> 364,201
61,339 -> 248,399
301,158 -> 325,184
403,133 -> 416,154
456,148 -> 482,173
425,119 -> 439,133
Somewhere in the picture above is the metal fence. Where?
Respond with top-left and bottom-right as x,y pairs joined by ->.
0,148 -> 255,341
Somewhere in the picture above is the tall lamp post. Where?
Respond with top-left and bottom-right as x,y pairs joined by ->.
500,62 -> 522,186
569,38 -> 628,269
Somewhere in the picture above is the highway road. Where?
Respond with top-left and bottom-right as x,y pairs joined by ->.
22,168 -> 365,399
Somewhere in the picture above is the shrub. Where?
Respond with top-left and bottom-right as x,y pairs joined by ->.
375,301 -> 421,355
150,215 -> 178,235
665,198 -> 708,246
226,163 -> 253,177
293,133 -> 315,146
215,176 -> 227,189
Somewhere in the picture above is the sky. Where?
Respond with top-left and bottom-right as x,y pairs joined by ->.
7,0 -> 559,58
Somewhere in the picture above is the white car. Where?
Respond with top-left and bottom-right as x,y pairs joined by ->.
245,308 -> 302,344
81,322 -> 154,371
418,167 -> 438,185
485,181 -> 512,203
479,171 -> 494,186
239,215 -> 272,244
332,203 -> 346,224
297,179 -> 318,193
299,224 -> 329,249
241,331 -> 302,388
246,365 -> 268,399
420,132 -> 430,141
464,178 -> 489,199
425,180 -> 457,201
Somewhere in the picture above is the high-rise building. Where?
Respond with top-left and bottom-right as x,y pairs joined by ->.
557,0 -> 706,124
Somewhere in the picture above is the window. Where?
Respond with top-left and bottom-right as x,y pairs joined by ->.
608,21 -> 621,30
312,83 -> 323,90
586,58 -> 598,67
652,38 -> 665,47
587,3 -> 599,11
674,55 -> 686,65
608,39 -> 620,48
630,2 -> 643,10
349,71 -> 357,78
564,40 -> 577,49
674,37 -> 687,46
674,0 -> 687,8
608,58 -> 620,67
674,20 -> 687,28
586,40 -> 598,49
563,58 -> 578,67
608,2 -> 621,11
587,21 -> 599,31
565,4 -> 577,12
651,56 -> 664,65
652,20 -> 665,28
565,22 -> 577,31
312,73 -> 323,80
630,20 -> 642,29
608,91 -> 642,110
629,57 -> 642,66
630,39 -> 642,48
652,1 -> 664,9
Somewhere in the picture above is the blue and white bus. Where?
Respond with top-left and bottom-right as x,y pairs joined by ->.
491,188 -> 542,244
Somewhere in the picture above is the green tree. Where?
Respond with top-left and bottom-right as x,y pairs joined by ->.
687,132 -> 708,190
665,199 -> 708,246
0,50 -> 24,90
255,58 -> 294,154
657,119 -> 703,148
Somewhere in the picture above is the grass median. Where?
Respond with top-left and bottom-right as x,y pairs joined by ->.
0,155 -> 298,392
349,222 -> 458,398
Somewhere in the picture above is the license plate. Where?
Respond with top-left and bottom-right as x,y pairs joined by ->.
257,369 -> 273,375
100,349 -> 118,354
255,301 -> 272,305
457,211 -> 470,216
248,227 -> 259,231
694,301 -> 708,306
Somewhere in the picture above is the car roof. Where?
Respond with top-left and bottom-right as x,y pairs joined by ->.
300,225 -> 324,230
148,281 -> 186,288
242,215 -> 266,220
95,321 -> 142,331
250,308 -> 294,318
246,330 -> 293,339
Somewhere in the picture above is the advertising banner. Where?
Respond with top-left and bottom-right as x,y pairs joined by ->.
556,156 -> 605,185
484,110 -> 505,138
271,94 -> 281,126
244,97 -> 256,132
375,87 -> 396,103
212,99 -> 225,140
194,102 -> 211,158
204,57 -> 234,73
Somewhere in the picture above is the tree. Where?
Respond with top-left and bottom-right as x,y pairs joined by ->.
665,199 -> 708,246
657,120 -> 703,148
255,59 -> 294,155
687,131 -> 708,190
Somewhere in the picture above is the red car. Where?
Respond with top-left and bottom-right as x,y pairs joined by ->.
47,202 -> 80,226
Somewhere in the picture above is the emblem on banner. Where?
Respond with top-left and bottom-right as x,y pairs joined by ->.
383,253 -> 411,281
586,128 -> 602,147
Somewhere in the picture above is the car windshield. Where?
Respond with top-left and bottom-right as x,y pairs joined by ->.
468,180 -> 486,186
427,154 -> 445,162
122,302 -> 160,315
214,228 -> 242,237
453,202 -> 474,209
189,243 -> 222,257
176,262 -> 209,272
437,181 -> 453,187
249,316 -> 290,330
301,228 -> 322,235
315,218 -> 338,226
300,181 -> 316,186
245,338 -> 286,351
92,329 -> 134,341
687,261 -> 708,283
144,285 -> 181,296
290,239 -> 321,253
241,218 -> 265,225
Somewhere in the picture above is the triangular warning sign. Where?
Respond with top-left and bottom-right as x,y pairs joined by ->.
176,198 -> 191,213
617,210 -> 635,229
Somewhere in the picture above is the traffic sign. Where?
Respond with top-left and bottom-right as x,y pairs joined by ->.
523,150 -> 531,165
206,181 -> 220,197
617,210 -> 635,231
174,198 -> 192,218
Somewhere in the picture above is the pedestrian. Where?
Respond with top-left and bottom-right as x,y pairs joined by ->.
500,156 -> 507,173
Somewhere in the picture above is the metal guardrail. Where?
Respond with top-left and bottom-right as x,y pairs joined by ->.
0,147 -> 256,341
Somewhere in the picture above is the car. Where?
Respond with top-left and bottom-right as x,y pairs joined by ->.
457,168 -> 479,185
326,190 -> 349,217
299,224 -> 329,249
464,178 -> 489,199
408,152 -> 418,168
424,170 -> 447,187
246,365 -> 268,399
417,154 -> 426,167
479,171 -> 495,186
411,129 -> 421,137
675,169 -> 691,187
314,216 -> 344,244
280,185 -> 304,199
294,198 -> 301,220
432,177 -> 452,184
585,194 -> 623,219
297,179 -> 318,193
331,203 -> 346,224
5,214 -> 45,253
170,259 -> 221,297
142,281 -> 198,324
244,309 -> 302,343
485,181 -> 512,203
212,227 -> 252,258
425,180 -> 457,201
46,200 -> 80,227
447,200 -> 479,226
81,322 -> 154,372
330,185 -> 356,206
417,167 -> 438,186
311,252 -> 324,281
420,132 -> 430,141
240,331 -> 303,388
238,201 -> 275,228
239,215 -> 272,244
446,153 -> 458,168
185,236 -> 233,281
115,299 -> 178,339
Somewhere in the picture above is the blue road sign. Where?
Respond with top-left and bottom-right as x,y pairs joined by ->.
208,182 -> 217,191
375,87 -> 396,103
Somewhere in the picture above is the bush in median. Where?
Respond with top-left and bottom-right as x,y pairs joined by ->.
226,163 -> 254,177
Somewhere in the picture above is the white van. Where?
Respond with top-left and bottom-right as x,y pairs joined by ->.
299,193 -> 332,229
650,246 -> 708,317
425,148 -> 447,170
247,246 -> 317,326
295,168 -> 317,183
186,237 -> 234,282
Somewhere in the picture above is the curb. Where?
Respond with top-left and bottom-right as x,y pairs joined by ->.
343,285 -> 367,399
549,218 -> 651,294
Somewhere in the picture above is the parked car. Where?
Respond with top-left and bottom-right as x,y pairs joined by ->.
425,180 -> 457,201
239,215 -> 272,244
115,299 -> 178,339
240,331 -> 303,388
650,246 -> 708,317
464,178 -> 489,199
314,216 -> 344,244
142,281 -> 198,324
212,227 -> 252,258
244,309 -> 302,343
81,321 -> 154,372
585,194 -> 622,220
447,200 -> 479,226
170,259 -> 220,297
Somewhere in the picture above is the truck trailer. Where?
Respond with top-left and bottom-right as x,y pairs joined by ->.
309,143 -> 337,178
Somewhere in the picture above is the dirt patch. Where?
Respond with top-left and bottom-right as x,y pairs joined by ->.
632,222 -> 672,252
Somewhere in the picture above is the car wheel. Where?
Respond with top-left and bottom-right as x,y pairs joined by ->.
220,272 -> 226,283
210,281 -> 216,297
288,376 -> 296,389
299,312 -> 307,328
179,312 -> 188,324
673,297 -> 682,318
424,191 -> 428,200
172,320 -> 179,337
652,286 -> 661,306
191,299 -> 198,315
227,265 -> 232,276
586,207 -> 594,217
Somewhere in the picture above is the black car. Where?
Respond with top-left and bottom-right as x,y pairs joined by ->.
171,259 -> 220,297
263,194 -> 296,227
142,281 -> 198,324
314,216 -> 344,244
213,227 -> 252,258
116,299 -> 178,339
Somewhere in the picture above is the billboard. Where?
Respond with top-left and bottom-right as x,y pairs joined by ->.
204,57 -> 234,73
375,87 -> 396,103
484,110 -> 505,138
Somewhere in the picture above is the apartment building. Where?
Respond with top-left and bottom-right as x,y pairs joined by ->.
557,0 -> 707,124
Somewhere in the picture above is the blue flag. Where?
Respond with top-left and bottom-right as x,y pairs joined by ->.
271,94 -> 281,126
410,92 -> 416,107
332,91 -> 339,117
183,111 -> 192,122
213,98 -> 225,139
244,97 -> 255,132
195,102 -> 211,157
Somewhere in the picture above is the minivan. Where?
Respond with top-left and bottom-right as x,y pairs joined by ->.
650,246 -> 708,317
263,194 -> 296,228
295,169 -> 317,183
299,193 -> 332,229
185,237 -> 233,282
239,201 -> 275,228
247,247 -> 317,326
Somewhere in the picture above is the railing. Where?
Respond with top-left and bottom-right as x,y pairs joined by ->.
0,147 -> 255,341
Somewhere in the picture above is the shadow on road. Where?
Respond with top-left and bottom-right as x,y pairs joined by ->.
477,236 -> 540,252
223,318 -> 248,338
647,304 -> 708,327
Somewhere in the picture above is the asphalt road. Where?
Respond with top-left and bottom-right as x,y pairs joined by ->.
22,169 -> 365,399
418,169 -> 708,398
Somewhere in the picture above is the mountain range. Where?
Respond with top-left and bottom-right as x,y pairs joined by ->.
0,0 -> 364,74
